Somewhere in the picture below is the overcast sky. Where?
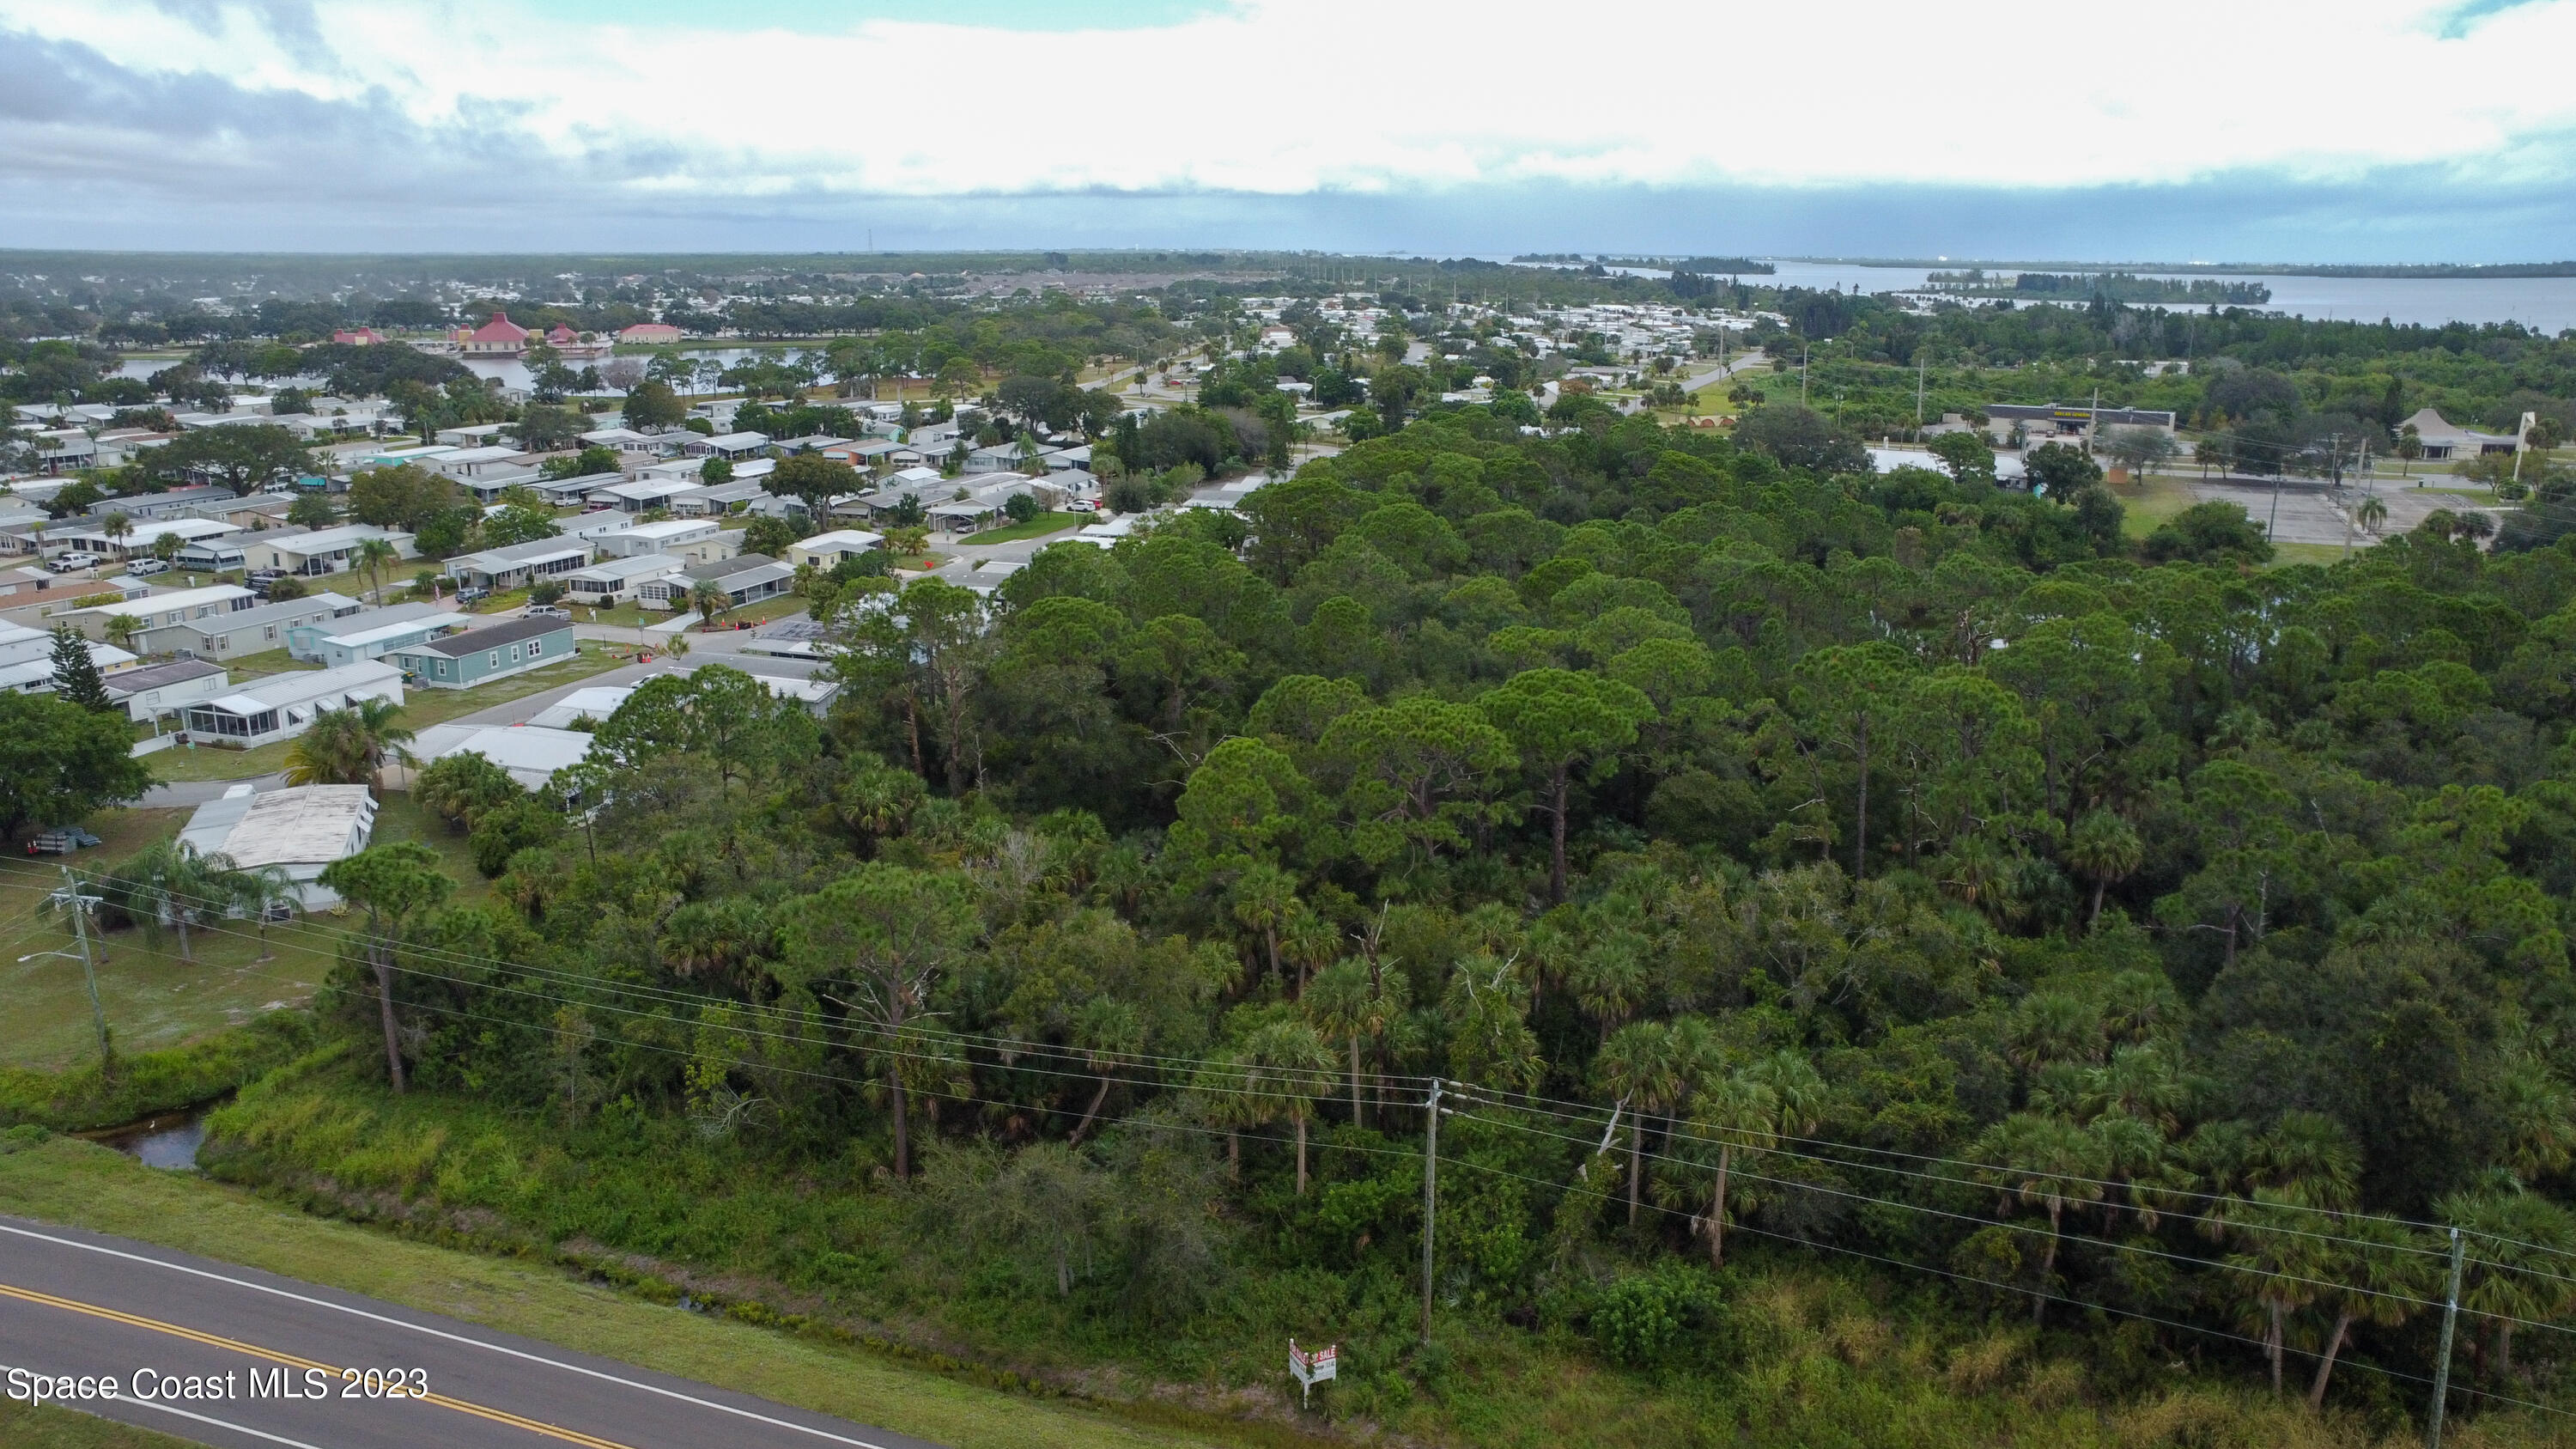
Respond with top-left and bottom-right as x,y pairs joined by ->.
3,0 -> 2573,260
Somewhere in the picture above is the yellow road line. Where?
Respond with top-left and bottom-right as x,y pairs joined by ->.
0,1282 -> 638,1449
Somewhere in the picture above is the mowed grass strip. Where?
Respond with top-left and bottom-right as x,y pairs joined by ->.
0,1400 -> 197,1449
0,1140 -> 1274,1449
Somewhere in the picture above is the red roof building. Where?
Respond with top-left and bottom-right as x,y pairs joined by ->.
331,326 -> 386,346
455,311 -> 531,356
546,324 -> 579,345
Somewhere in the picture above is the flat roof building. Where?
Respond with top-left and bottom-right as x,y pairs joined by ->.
179,783 -> 377,909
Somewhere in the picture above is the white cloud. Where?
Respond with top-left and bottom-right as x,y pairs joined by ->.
7,0 -> 2576,204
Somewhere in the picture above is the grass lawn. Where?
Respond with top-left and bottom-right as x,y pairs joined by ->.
0,808 -> 340,1072
695,594 -> 811,630
2269,542 -> 2349,568
2113,470 -> 2199,539
365,793 -> 488,902
0,1138 -> 1279,1449
209,647 -> 319,680
0,1400 -> 192,1449
961,511 -> 1088,545
143,648 -> 628,785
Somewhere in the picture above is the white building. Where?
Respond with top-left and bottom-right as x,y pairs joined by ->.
248,525 -> 418,578
560,553 -> 685,606
181,660 -> 404,747
784,530 -> 886,569
179,783 -> 378,910
411,722 -> 599,789
101,658 -> 228,723
593,518 -> 736,563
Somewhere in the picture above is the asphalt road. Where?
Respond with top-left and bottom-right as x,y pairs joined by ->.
0,1215 -> 938,1449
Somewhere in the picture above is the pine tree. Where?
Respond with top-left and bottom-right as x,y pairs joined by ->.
49,625 -> 112,712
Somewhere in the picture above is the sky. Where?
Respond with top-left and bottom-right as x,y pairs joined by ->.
2,0 -> 2574,261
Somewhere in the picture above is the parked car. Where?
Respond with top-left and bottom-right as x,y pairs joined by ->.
455,587 -> 491,604
246,568 -> 287,584
47,552 -> 99,573
126,558 -> 170,576
525,605 -> 571,619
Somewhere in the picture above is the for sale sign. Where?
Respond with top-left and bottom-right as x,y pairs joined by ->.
1288,1339 -> 1338,1405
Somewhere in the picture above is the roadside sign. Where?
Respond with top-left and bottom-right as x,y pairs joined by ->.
1288,1339 -> 1338,1407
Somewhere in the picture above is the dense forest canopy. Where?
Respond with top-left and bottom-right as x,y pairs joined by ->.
151,393 -> 2576,1438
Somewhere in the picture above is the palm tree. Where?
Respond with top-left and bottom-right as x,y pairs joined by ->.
1680,1051 -> 1826,1269
2221,1188 -> 2330,1393
2440,1189 -> 2576,1381
1595,1021 -> 1689,1228
1065,996 -> 1142,1145
100,511 -> 132,556
2355,494 -> 2389,537
353,538 -> 398,603
115,840 -> 240,965
283,697 -> 414,797
2306,1214 -> 2431,1409
1242,1020 -> 1335,1196
226,862 -> 301,959
1227,863 -> 1299,989
1567,937 -> 1648,1045
102,612 -> 143,652
2067,808 -> 2143,932
1302,959 -> 1376,1125
690,578 -> 731,629
1976,1111 -> 2109,1325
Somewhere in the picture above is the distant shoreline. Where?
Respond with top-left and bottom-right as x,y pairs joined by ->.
1780,257 -> 2576,279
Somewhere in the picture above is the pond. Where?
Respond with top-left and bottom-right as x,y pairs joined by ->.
81,1105 -> 211,1170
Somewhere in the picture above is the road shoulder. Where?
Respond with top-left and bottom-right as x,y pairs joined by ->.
0,1136 -> 1248,1449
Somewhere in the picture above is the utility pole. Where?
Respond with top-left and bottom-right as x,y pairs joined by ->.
2427,1227 -> 2465,1449
1420,1079 -> 1441,1345
1915,355 -> 1926,437
53,868 -> 109,1071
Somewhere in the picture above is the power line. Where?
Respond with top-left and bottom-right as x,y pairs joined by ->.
42,904 -> 2576,1412
21,860 -> 2576,1279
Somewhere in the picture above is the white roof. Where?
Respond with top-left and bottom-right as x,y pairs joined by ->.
797,529 -> 884,552
702,431 -> 769,449
523,668 -> 835,728
438,446 -> 522,465
566,553 -> 685,581
622,518 -> 714,540
590,478 -> 702,501
180,784 -> 375,871
75,583 -> 255,619
201,659 -> 401,715
315,607 -> 459,649
428,723 -> 598,779
61,517 -> 238,545
526,685 -> 635,729
265,523 -> 411,555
